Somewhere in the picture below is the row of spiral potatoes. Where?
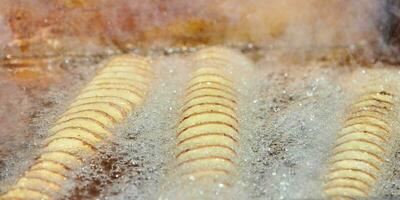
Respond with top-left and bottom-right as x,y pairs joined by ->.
0,55 -> 154,200
1,47 -> 400,200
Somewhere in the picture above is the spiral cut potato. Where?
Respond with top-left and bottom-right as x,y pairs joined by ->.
1,55 -> 153,200
324,90 -> 394,199
172,47 -> 241,187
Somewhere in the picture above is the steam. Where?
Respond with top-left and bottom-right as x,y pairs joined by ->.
0,0 -> 393,57
220,0 -> 386,47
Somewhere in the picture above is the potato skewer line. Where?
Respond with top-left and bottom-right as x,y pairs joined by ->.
170,47 -> 242,189
324,90 -> 395,199
1,54 -> 153,200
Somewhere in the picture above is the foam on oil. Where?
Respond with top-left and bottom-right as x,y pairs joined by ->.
3,49 -> 400,199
